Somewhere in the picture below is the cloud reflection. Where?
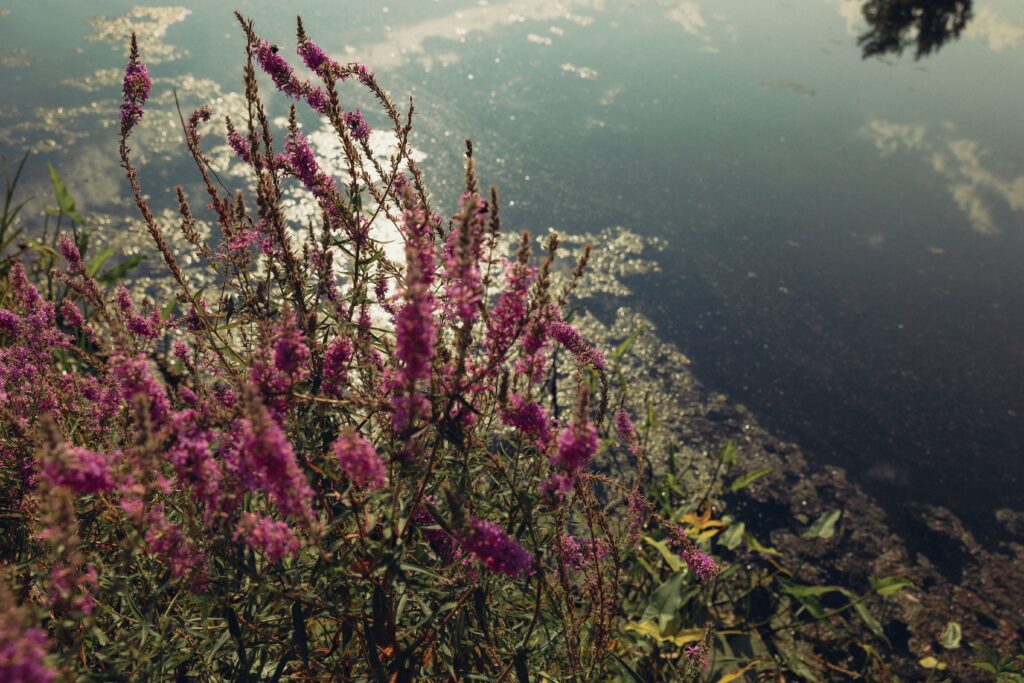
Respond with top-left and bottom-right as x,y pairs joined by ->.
346,0 -> 602,71
862,118 -> 1024,235
85,6 -> 192,64
963,7 -> 1024,51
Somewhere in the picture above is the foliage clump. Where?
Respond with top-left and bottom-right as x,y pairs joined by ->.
0,14 -> 719,681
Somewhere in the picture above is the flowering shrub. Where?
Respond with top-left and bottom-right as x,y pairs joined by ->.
0,15 -> 718,681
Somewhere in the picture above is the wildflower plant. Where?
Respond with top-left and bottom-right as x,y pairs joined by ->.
0,14 -> 718,681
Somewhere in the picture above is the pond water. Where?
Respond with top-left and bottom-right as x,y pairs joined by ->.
1,0 -> 1022,544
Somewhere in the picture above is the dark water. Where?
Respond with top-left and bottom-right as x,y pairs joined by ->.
1,1 -> 1022,540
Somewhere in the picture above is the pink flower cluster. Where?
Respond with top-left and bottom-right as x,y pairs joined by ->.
235,513 -> 300,563
39,446 -> 114,495
120,38 -> 151,130
460,518 -> 533,578
0,625 -> 57,683
548,320 -> 605,371
545,416 -> 598,495
332,429 -> 387,490
500,395 -> 555,452
252,39 -> 328,113
321,336 -> 353,397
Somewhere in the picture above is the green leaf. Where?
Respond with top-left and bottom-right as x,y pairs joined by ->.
611,653 -> 647,683
719,521 -> 745,550
852,600 -> 885,640
717,442 -> 738,466
870,576 -> 913,597
743,534 -> 780,557
728,466 -> 772,492
611,327 -> 642,360
940,621 -> 961,649
641,570 -> 688,632
778,580 -> 842,599
802,509 -> 841,539
47,163 -> 85,224
86,246 -> 116,275
98,255 -> 146,285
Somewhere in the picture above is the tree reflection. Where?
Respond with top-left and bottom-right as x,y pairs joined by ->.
858,0 -> 973,59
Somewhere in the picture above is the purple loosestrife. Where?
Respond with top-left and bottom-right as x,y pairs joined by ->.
321,336 -> 353,397
144,506 -> 206,584
297,36 -> 338,74
343,109 -> 371,143
227,130 -> 253,164
615,409 -> 642,459
548,320 -> 605,371
110,354 -> 171,427
166,410 -> 222,521
120,35 -> 151,131
0,624 -> 57,683
332,429 -> 387,490
390,191 -> 437,432
443,193 -> 487,323
669,526 -> 719,581
411,505 -> 462,566
285,131 -> 339,212
249,309 -> 310,417
235,513 -> 300,563
545,412 -> 598,495
39,446 -> 115,495
252,39 -> 329,113
485,254 -> 535,366
237,403 -> 315,522
500,395 -> 555,452
460,518 -> 533,578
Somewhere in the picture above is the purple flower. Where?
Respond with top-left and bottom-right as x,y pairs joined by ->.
0,309 -> 18,335
545,417 -> 598,493
460,517 -> 533,578
500,395 -> 554,451
235,513 -> 300,563
144,505 -> 206,584
252,39 -> 328,113
321,336 -> 353,397
167,410 -> 222,520
332,429 -> 387,489
227,130 -> 252,164
615,409 -> 642,459
390,196 -> 437,432
40,446 -> 114,495
120,36 -> 151,130
343,109 -> 371,142
442,193 -> 487,323
110,354 -> 171,427
0,625 -> 57,683
249,309 -> 310,417
412,505 -> 462,565
352,62 -> 373,85
669,526 -> 719,581
683,548 -> 719,581
285,131 -> 337,204
548,320 -> 605,370
486,257 -> 535,365
236,407 -> 315,521
298,38 -> 336,73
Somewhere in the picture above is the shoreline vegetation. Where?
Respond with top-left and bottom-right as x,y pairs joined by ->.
1,11 -> 1021,682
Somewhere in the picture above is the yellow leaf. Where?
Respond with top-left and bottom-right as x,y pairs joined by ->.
696,528 -> 720,542
642,536 -> 684,572
918,656 -> 947,670
717,660 -> 760,683
624,621 -> 704,646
